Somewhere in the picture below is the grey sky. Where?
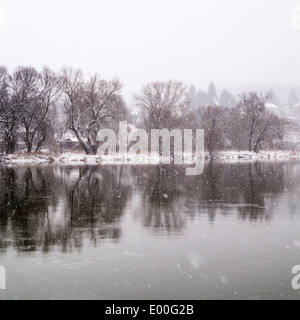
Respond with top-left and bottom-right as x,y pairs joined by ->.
0,0 -> 299,101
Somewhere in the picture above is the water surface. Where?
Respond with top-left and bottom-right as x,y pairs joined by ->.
0,162 -> 300,300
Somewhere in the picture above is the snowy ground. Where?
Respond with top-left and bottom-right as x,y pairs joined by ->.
1,150 -> 300,166
214,150 -> 300,161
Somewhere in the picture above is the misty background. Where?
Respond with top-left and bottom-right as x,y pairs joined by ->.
0,0 -> 300,104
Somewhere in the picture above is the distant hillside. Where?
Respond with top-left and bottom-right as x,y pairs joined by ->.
224,85 -> 300,106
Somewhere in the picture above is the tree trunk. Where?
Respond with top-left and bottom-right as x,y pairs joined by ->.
26,137 -> 33,153
5,138 -> 16,154
73,128 -> 93,155
208,120 -> 216,158
253,143 -> 259,153
253,127 -> 267,153
35,139 -> 44,153
248,137 -> 253,152
27,143 -> 32,153
4,123 -> 17,154
248,119 -> 257,152
209,139 -> 214,159
87,132 -> 98,155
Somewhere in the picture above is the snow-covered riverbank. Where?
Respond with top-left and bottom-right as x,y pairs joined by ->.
214,150 -> 300,161
1,150 -> 300,166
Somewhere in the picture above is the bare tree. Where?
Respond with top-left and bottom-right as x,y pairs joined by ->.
11,66 -> 40,152
223,106 -> 246,150
34,67 -> 61,152
199,106 -> 225,158
83,74 -> 127,154
252,112 -> 285,152
0,66 -> 10,123
58,68 -> 87,151
238,91 -> 285,152
0,66 -> 18,154
10,66 -> 60,153
59,67 -> 127,155
135,81 -> 188,130
238,92 -> 270,152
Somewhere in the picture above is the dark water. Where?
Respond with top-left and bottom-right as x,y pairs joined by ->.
0,162 -> 300,300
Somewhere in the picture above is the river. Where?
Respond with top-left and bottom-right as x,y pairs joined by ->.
0,162 -> 300,300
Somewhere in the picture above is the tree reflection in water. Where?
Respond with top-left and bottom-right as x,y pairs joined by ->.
183,161 -> 289,222
0,166 -> 129,253
0,161 -> 298,253
140,165 -> 188,233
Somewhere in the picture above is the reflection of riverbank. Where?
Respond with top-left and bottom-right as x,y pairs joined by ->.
1,150 -> 300,165
212,150 -> 300,161
0,162 -> 299,254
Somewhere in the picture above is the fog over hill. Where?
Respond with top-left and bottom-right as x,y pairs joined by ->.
224,85 -> 300,107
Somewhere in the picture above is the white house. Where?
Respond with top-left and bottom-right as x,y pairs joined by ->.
265,103 -> 281,117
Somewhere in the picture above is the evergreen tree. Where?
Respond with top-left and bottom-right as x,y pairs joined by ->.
269,89 -> 281,106
219,89 -> 237,108
186,85 -> 198,109
207,82 -> 218,106
288,89 -> 299,106
197,90 -> 209,108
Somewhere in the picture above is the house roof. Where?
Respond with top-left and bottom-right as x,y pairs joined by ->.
59,132 -> 87,143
